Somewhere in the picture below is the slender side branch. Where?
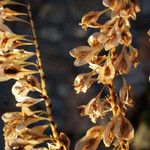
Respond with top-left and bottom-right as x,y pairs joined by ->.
27,3 -> 59,139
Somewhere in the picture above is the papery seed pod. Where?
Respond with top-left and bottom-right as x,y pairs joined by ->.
80,9 -> 108,30
113,116 -> 134,142
119,79 -> 133,108
74,72 -> 96,93
102,0 -> 116,10
0,0 -> 25,7
121,28 -> 132,46
12,75 -> 41,102
16,98 -> 44,108
0,49 -> 35,63
102,118 -> 115,147
70,46 -> 102,66
88,32 -> 101,47
129,46 -> 139,68
98,18 -> 122,51
59,133 -> 70,150
0,7 -> 27,22
113,49 -> 131,75
90,56 -> 115,85
0,31 -> 33,53
75,126 -> 105,150
79,94 -> 110,123
0,62 -> 38,82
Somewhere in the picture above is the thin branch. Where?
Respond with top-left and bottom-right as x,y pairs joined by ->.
26,2 -> 59,139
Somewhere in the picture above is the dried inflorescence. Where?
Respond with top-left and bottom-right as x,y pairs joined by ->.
70,0 -> 140,149
0,1 -> 70,150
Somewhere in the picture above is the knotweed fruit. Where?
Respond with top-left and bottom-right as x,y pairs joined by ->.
70,0 -> 140,149
1,1 -> 70,150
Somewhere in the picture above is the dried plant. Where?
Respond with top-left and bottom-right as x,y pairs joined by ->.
70,0 -> 140,149
0,0 -> 70,150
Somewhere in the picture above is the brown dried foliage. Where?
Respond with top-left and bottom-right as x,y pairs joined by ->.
70,0 -> 140,149
0,1 -> 70,150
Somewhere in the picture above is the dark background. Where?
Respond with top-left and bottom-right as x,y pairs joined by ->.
0,0 -> 150,149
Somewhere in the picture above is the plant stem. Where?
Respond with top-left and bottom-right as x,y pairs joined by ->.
27,3 -> 59,139
108,82 -> 116,117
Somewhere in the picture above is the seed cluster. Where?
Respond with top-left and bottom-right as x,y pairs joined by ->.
70,0 -> 140,149
0,1 -> 69,150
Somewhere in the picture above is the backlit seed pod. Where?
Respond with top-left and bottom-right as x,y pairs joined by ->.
75,126 -> 105,150
79,93 -> 110,123
129,46 -> 139,68
70,46 -> 102,66
0,49 -> 35,62
74,72 -> 96,93
121,28 -> 132,46
90,56 -> 115,85
0,7 -> 27,22
0,31 -> 33,53
12,75 -> 42,102
113,49 -> 131,75
80,9 -> 108,30
119,79 -> 133,109
0,62 -> 38,82
88,32 -> 101,47
2,112 -> 49,150
0,0 -> 25,7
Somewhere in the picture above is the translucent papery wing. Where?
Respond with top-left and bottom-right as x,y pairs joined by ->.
0,0 -> 26,7
0,32 -> 33,53
113,116 -> 134,141
113,49 -> 131,75
2,112 -> 48,127
12,75 -> 42,100
70,46 -> 93,66
0,23 -> 13,34
0,49 -> 35,62
119,79 -> 133,107
2,8 -> 28,22
5,16 -> 30,23
70,46 -> 101,66
74,72 -> 96,93
59,132 -> 70,150
16,98 -> 44,107
80,9 -> 109,30
102,119 -> 115,147
7,127 -> 50,149
129,45 -> 139,68
75,126 -> 105,150
2,112 -> 48,148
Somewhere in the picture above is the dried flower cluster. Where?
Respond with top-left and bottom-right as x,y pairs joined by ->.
1,1 -> 70,150
70,0 -> 140,149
